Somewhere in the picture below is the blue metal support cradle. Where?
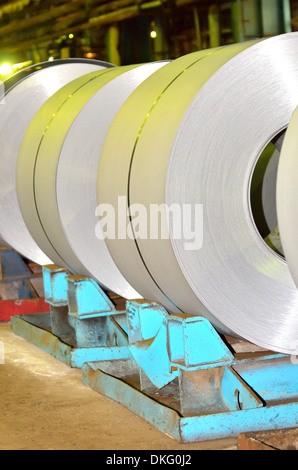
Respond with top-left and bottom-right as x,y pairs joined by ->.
10,264 -> 298,442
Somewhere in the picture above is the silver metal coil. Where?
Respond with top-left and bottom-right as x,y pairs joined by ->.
0,61 -> 107,264
98,34 -> 298,353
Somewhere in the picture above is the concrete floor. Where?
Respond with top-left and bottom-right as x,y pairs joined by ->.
0,323 -> 237,450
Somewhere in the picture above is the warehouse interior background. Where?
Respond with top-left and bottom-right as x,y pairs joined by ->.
0,0 -> 298,76
1,0 -> 298,452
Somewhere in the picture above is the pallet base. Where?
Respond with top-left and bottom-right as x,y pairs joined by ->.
11,314 -> 130,368
10,312 -> 298,443
82,362 -> 298,443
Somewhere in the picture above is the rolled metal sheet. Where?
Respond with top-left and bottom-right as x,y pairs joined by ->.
4,58 -> 113,94
98,42 -> 257,334
99,33 -> 298,353
56,62 -> 168,298
277,105 -> 298,290
0,61 -> 109,265
167,33 -> 298,353
17,63 -> 166,298
17,67 -> 128,272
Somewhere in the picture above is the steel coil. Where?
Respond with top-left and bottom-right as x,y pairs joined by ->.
0,60 -> 110,264
17,63 -> 168,297
98,34 -> 298,353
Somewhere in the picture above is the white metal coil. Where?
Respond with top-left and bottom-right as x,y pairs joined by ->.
98,34 -> 298,353
0,62 -> 107,264
56,62 -> 168,298
17,63 -> 168,297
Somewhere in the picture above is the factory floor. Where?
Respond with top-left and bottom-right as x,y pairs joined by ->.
0,323 -> 237,451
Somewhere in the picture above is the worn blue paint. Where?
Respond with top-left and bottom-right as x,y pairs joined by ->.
129,312 -> 234,388
71,346 -> 132,368
67,275 -> 116,319
168,315 -> 234,367
11,315 -> 72,366
235,359 -> 298,401
130,320 -> 178,389
126,300 -> 167,343
11,266 -> 298,442
180,402 -> 298,443
43,265 -> 69,306
82,363 -> 298,443
221,366 -> 263,411
82,363 -> 181,441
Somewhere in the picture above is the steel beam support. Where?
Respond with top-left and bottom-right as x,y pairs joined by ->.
82,362 -> 298,443
10,265 -> 298,442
